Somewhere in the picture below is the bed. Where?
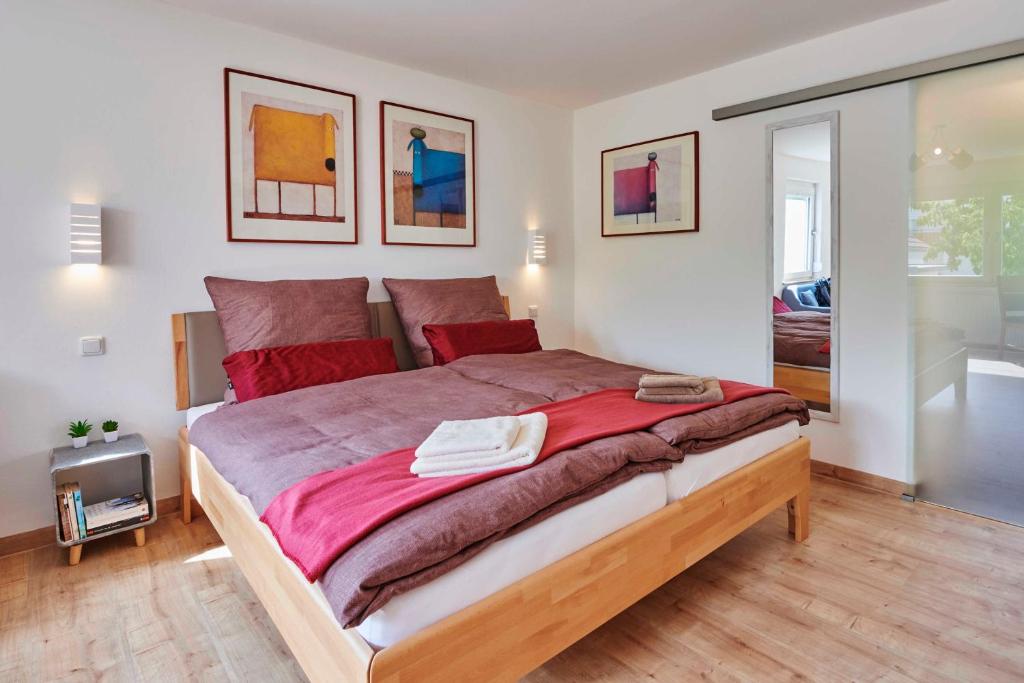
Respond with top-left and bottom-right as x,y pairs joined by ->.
173,298 -> 811,682
913,318 -> 967,406
773,310 -> 831,409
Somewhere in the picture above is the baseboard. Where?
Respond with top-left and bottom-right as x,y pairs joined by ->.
811,459 -> 906,496
0,495 -> 182,558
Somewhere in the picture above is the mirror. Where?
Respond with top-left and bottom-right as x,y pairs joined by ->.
767,113 -> 839,420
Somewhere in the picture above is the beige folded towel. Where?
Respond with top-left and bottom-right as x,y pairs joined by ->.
638,373 -> 705,389
638,385 -> 705,396
635,378 -> 723,404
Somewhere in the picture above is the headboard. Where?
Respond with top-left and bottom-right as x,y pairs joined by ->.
172,296 -> 510,410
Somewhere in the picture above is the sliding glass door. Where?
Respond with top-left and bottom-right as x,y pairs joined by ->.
909,56 -> 1024,525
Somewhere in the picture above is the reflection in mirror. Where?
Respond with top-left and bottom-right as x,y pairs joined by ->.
767,114 -> 838,420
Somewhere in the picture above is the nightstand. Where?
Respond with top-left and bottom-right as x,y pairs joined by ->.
49,433 -> 157,566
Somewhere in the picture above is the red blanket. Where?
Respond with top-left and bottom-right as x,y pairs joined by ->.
261,381 -> 784,581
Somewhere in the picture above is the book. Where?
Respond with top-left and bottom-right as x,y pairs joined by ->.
84,493 -> 149,531
85,514 -> 150,536
61,484 -> 78,542
56,488 -> 72,542
69,483 -> 87,540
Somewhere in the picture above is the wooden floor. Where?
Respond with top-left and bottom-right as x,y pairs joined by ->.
2,476 -> 1022,682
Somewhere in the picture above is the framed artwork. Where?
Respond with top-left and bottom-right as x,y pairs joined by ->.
380,101 -> 476,246
601,131 -> 699,237
224,68 -> 357,244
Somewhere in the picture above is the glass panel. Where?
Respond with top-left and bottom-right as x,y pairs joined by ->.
1002,194 -> 1024,276
908,198 -> 984,276
910,57 -> 1024,526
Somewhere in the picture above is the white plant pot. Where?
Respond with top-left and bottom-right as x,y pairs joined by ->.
71,436 -> 88,449
104,430 -> 119,443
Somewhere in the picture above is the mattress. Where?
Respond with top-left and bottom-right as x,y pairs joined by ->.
186,402 -> 223,429
355,420 -> 801,648
664,420 -> 800,502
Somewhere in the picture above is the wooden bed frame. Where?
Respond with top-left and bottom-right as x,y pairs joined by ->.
915,346 -> 967,407
173,308 -> 811,682
773,363 -> 830,407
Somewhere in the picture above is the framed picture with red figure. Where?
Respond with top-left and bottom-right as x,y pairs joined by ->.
601,131 -> 699,237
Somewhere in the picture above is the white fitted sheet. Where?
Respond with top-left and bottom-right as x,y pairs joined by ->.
186,402 -> 223,429
356,471 -> 668,648
664,420 -> 800,502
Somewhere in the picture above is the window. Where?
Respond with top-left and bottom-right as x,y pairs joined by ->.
908,194 -> 1024,278
908,197 -> 984,276
783,181 -> 817,282
1002,195 -> 1024,276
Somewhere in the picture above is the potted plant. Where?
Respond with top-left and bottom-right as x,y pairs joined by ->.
68,420 -> 92,449
102,419 -> 119,443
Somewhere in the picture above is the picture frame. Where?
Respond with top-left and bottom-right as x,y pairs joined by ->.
380,101 -> 476,247
601,131 -> 699,237
224,68 -> 358,244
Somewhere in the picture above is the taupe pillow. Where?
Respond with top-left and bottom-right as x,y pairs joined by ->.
204,276 -> 371,355
382,276 -> 508,367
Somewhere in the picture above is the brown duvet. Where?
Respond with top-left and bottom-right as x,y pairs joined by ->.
774,311 -> 831,368
189,349 -> 808,627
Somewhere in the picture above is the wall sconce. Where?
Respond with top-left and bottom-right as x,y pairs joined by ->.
527,230 -> 547,266
70,203 -> 102,264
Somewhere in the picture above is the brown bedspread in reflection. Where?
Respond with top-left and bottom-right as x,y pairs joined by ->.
774,311 -> 831,368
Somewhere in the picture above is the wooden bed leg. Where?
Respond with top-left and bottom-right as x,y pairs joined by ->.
179,427 -> 192,525
787,487 -> 810,542
68,545 -> 82,566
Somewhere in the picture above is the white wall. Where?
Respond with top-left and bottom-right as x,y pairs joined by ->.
573,0 -> 1024,483
0,0 -> 574,537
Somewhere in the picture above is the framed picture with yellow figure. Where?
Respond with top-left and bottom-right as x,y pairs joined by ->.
224,68 -> 357,243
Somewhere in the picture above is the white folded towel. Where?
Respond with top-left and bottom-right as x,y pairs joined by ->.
414,415 -> 521,459
411,413 -> 549,477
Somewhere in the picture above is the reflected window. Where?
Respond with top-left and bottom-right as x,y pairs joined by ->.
784,183 -> 817,281
908,197 -> 984,276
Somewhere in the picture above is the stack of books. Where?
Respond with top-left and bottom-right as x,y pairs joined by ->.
56,483 -> 87,542
56,486 -> 150,542
84,493 -> 150,536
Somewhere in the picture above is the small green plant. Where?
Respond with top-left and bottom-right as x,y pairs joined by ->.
67,420 -> 92,438
102,420 -> 119,433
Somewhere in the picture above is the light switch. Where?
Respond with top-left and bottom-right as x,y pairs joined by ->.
80,336 -> 104,356
527,305 -> 539,319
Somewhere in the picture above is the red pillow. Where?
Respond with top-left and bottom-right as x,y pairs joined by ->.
223,338 -> 399,402
773,296 -> 792,314
422,319 -> 541,366
818,340 -> 831,354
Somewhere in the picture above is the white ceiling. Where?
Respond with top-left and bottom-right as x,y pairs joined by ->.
161,0 -> 943,108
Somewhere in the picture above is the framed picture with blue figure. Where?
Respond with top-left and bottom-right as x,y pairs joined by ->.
601,131 -> 699,237
224,68 -> 357,243
380,101 -> 476,246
